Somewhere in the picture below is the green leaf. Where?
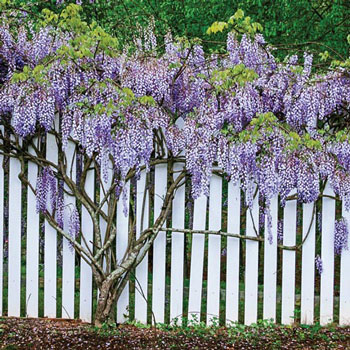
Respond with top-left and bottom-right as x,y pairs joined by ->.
206,21 -> 228,35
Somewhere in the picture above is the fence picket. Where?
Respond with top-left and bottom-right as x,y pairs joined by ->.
116,182 -> 130,323
62,141 -> 76,319
207,174 -> 222,325
226,181 -> 240,324
0,126 -> 3,316
340,203 -> 350,325
79,167 -> 94,323
244,189 -> 259,325
26,143 -> 40,317
44,131 -> 58,318
188,194 -> 207,323
170,163 -> 185,324
135,170 -> 149,323
281,192 -> 297,324
301,202 -> 316,324
320,182 -> 335,325
263,195 -> 278,321
152,163 -> 168,324
8,136 -> 22,317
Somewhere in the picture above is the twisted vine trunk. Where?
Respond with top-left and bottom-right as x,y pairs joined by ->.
93,171 -> 185,326
94,279 -> 117,327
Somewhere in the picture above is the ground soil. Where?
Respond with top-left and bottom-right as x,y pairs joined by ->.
0,317 -> 350,349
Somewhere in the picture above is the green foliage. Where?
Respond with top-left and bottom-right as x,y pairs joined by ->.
139,95 -> 156,106
210,64 -> 259,92
220,112 -> 327,157
12,64 -> 46,84
207,9 -> 263,37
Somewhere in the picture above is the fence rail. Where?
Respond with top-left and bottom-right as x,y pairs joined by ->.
0,133 -> 350,326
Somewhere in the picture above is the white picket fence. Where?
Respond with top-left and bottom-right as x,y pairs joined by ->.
1,129 -> 350,326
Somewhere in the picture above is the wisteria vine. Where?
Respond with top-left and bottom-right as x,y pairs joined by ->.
0,6 -> 350,234
0,4 -> 349,323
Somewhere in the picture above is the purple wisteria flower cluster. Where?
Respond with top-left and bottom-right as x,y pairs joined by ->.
0,16 -> 350,223
277,220 -> 283,243
68,207 -> 80,250
315,255 -> 323,275
334,217 -> 349,255
36,167 -> 57,214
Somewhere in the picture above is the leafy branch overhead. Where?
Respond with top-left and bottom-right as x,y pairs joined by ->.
206,9 -> 263,37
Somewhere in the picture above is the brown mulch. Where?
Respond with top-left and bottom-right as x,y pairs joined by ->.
0,317 -> 350,349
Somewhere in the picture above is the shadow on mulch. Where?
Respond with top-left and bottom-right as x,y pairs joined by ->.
0,317 -> 350,349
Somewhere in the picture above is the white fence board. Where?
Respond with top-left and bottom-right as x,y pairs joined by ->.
116,182 -> 130,323
44,131 -> 58,318
301,202 -> 316,324
340,203 -> 350,325
170,163 -> 185,324
79,167 -> 94,323
207,174 -> 222,325
8,136 -> 22,317
188,194 -> 207,323
320,183 -> 335,325
263,195 -> 278,321
0,126 -> 3,316
135,170 -> 149,323
226,181 -> 240,324
152,163 -> 167,324
281,192 -> 297,324
244,188 -> 259,325
169,118 -> 185,324
62,141 -> 76,319
26,143 -> 40,317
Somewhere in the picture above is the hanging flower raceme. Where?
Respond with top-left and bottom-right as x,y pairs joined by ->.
69,207 -> 80,240
277,219 -> 283,243
12,84 -> 55,137
36,167 -> 57,214
334,217 -> 349,255
56,184 -> 65,229
315,255 -> 323,275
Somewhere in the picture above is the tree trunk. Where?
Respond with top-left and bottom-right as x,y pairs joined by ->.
94,279 -> 117,327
